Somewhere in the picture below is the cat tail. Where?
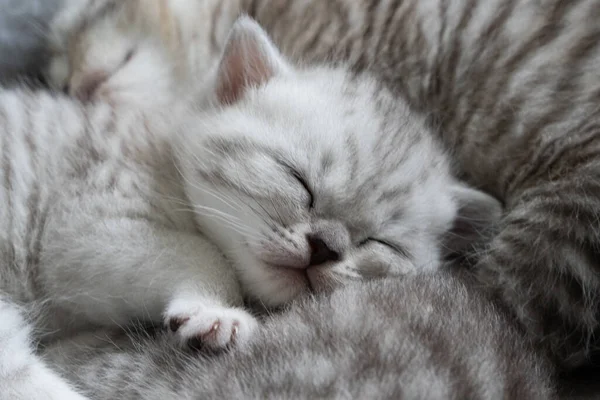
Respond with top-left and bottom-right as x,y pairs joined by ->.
0,295 -> 90,400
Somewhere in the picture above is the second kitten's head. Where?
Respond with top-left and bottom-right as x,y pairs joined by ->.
44,0 -> 230,106
176,18 -> 502,307
44,0 -> 174,106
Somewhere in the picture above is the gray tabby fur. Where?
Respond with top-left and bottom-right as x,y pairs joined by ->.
44,272 -> 556,400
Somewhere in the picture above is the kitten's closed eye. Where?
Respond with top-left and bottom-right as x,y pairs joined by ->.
123,49 -> 136,64
292,171 -> 314,209
360,238 -> 410,258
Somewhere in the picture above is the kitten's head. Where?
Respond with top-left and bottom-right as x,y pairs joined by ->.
44,0 -> 192,106
176,17 -> 502,307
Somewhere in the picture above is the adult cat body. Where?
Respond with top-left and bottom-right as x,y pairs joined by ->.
43,272 -> 556,400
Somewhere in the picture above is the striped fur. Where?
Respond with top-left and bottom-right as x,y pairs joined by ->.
0,88 -> 253,398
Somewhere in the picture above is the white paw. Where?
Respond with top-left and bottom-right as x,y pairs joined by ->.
164,298 -> 258,349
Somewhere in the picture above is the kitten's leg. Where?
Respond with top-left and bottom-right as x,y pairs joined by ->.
474,170 -> 600,369
41,222 -> 257,349
0,296 -> 89,400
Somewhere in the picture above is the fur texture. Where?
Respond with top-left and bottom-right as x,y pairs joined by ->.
0,296 -> 88,400
43,273 -> 556,400
40,5 -> 502,307
0,89 -> 249,398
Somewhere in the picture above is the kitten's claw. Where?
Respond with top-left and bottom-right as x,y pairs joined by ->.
164,299 -> 257,349
168,317 -> 189,333
231,323 -> 239,342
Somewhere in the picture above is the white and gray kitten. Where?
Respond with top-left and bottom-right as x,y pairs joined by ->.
1,16 -> 500,400
44,0 -> 240,106
43,272 -> 557,400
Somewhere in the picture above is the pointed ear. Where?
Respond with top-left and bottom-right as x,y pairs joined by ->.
442,185 -> 503,257
214,16 -> 288,105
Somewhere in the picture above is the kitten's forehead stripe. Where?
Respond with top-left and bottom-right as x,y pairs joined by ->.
320,151 -> 335,173
344,133 -> 360,182
376,187 -> 410,205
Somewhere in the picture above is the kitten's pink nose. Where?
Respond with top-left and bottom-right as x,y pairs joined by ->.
307,235 -> 340,266
71,71 -> 108,102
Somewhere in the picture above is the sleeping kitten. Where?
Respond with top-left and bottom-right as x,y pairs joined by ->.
43,272 -> 557,400
0,16 -> 500,400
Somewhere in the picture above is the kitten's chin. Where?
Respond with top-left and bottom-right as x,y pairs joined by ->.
238,258 -> 310,308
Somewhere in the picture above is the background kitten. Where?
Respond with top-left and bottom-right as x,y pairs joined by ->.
44,0 -> 241,106
43,272 -> 557,400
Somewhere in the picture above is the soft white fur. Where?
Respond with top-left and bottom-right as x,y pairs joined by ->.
0,92 -> 251,398
0,297 -> 88,400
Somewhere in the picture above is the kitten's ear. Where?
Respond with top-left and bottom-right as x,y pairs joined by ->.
443,185 -> 503,257
214,16 -> 288,105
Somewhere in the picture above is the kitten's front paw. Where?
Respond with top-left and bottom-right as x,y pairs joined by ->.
164,299 -> 258,350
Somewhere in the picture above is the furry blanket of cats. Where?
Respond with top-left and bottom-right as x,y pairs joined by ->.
1,0 -> 600,399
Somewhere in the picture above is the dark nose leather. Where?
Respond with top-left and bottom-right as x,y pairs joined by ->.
307,235 -> 340,266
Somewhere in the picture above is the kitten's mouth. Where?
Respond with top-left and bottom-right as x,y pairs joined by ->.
264,262 -> 313,292
305,268 -> 326,293
305,270 -> 315,292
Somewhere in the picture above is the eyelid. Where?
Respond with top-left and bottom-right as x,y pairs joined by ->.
124,49 -> 135,63
360,238 -> 410,258
118,48 -> 136,70
292,170 -> 314,209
